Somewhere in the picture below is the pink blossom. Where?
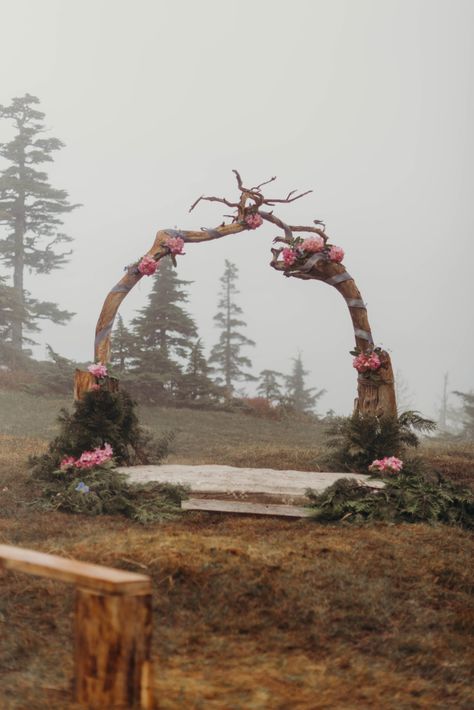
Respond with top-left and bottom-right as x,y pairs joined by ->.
328,245 -> 345,263
59,444 -> 114,471
60,456 -> 76,471
165,236 -> 185,255
245,213 -> 263,229
88,363 -> 108,379
353,352 -> 381,373
369,456 -> 403,474
138,255 -> 158,276
281,247 -> 297,267
301,236 -> 325,253
102,443 -> 113,458
75,444 -> 114,470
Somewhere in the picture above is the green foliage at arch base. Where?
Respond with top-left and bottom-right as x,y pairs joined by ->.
30,389 -> 187,524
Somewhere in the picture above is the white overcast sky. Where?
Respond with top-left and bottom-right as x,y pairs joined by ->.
1,0 -> 473,416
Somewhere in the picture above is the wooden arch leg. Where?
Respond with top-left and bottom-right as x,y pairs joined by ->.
75,588 -> 154,709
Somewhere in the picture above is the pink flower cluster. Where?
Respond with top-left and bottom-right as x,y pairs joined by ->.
369,456 -> 404,474
60,443 -> 114,471
138,255 -> 158,276
165,236 -> 185,255
328,245 -> 344,263
88,362 -> 108,378
353,352 -> 381,373
245,213 -> 263,229
281,247 -> 297,267
301,236 -> 325,253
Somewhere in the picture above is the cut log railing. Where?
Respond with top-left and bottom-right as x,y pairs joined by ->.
0,544 -> 154,709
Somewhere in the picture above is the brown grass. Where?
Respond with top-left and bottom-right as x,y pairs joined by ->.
0,394 -> 473,708
421,438 -> 474,489
0,448 -> 473,709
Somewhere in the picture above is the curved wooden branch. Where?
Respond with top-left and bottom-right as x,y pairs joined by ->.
88,171 -> 397,417
270,253 -> 397,417
94,222 -> 248,365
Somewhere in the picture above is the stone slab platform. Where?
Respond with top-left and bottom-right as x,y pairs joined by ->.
121,465 -> 383,507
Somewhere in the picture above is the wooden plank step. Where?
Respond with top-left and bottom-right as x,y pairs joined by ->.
182,498 -> 313,518
0,544 -> 151,595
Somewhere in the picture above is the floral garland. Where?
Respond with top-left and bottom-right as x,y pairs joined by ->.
276,235 -> 345,268
134,235 -> 186,277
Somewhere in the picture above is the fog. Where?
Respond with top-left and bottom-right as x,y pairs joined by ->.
1,0 -> 473,416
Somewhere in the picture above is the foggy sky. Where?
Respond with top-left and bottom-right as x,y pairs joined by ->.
1,0 -> 473,417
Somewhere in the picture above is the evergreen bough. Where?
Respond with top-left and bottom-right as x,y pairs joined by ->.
31,389 -> 186,523
306,471 -> 474,529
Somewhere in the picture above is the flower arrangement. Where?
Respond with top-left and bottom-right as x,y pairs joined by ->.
60,443 -> 114,471
301,236 -> 325,253
87,362 -> 108,378
137,255 -> 158,276
245,213 -> 263,229
277,234 -> 345,268
282,247 -> 297,267
369,456 -> 404,474
164,236 -> 185,254
352,351 -> 381,373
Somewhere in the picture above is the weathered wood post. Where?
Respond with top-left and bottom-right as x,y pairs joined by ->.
0,544 -> 155,709
75,585 -> 153,709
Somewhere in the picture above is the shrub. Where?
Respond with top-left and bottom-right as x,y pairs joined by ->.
30,388 -> 185,523
325,410 -> 436,473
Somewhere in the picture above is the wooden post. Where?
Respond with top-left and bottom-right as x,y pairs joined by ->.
0,544 -> 154,709
75,588 -> 153,709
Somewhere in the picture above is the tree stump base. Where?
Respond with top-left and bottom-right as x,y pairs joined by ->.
74,369 -> 120,401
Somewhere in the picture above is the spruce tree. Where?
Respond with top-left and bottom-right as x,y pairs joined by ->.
131,258 -> 197,379
177,338 -> 220,404
209,260 -> 255,394
111,314 -> 135,374
257,369 -> 284,403
0,94 -> 79,351
0,275 -> 26,366
285,353 -> 325,414
453,390 -> 474,439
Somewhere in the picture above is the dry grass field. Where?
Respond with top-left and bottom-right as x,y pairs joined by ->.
0,392 -> 473,709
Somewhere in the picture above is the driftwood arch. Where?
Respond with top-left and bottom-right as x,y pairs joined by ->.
75,172 -> 397,417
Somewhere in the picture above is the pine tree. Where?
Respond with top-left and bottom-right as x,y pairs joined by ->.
0,94 -> 79,351
209,260 -> 255,394
257,369 -> 284,403
453,390 -> 474,439
110,315 -> 135,375
285,353 -> 325,414
131,258 -> 197,380
0,275 -> 27,366
177,338 -> 220,404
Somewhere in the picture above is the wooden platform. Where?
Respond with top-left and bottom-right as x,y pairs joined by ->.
121,465 -> 383,517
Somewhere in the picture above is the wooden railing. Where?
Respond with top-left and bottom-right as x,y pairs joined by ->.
0,544 -> 154,709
